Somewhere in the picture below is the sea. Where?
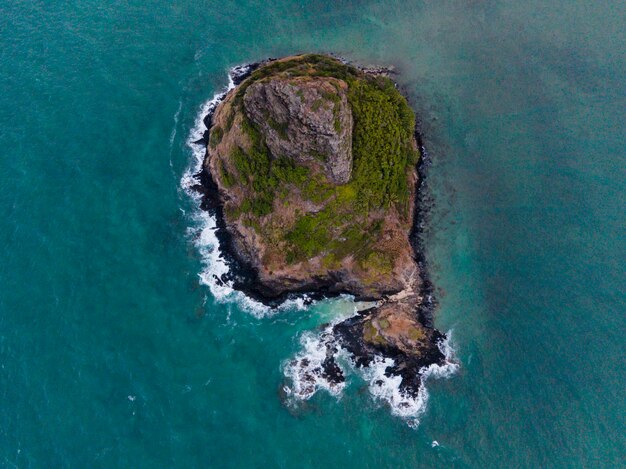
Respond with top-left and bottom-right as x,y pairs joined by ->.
0,1 -> 624,467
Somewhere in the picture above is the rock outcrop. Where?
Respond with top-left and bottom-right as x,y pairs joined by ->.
244,77 -> 353,184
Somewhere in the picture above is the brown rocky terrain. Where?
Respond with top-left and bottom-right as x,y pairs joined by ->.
206,56 -> 418,301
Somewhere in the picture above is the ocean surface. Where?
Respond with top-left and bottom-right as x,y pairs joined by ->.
1,1 -> 624,467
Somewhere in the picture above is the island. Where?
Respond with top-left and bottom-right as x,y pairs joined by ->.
194,54 -> 447,400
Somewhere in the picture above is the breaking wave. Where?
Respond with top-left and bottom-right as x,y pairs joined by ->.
283,324 -> 458,427
365,332 -> 458,427
282,326 -> 347,401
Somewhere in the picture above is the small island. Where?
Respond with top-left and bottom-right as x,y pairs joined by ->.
195,54 -> 447,400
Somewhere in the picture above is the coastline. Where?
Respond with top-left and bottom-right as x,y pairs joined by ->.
409,123 -> 438,328
187,57 -> 455,420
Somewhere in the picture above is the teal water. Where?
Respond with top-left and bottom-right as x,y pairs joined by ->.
1,1 -> 624,467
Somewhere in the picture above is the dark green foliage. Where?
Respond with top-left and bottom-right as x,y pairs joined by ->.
347,76 -> 416,215
321,90 -> 341,104
300,173 -> 334,204
285,213 -> 332,262
249,196 -> 273,217
311,99 -> 324,112
209,126 -> 223,148
271,157 -> 309,186
333,109 -> 341,133
268,117 -> 289,140
218,159 -> 235,188
309,150 -> 327,162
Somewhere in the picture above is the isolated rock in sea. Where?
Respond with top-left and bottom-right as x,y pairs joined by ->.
197,54 -> 447,397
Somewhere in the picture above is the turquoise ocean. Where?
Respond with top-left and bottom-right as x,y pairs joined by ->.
0,1 -> 624,467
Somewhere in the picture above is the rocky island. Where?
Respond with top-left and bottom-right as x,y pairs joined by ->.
194,54 -> 447,401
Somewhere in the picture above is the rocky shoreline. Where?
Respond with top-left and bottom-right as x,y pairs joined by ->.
191,55 -> 449,401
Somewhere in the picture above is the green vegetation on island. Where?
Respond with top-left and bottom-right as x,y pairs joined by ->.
209,54 -> 419,281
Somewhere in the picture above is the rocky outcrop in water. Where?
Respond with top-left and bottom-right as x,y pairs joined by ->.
196,54 -> 449,400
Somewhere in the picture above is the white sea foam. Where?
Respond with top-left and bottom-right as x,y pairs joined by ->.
282,302 -> 358,401
284,324 -> 458,428
420,332 -> 459,379
282,327 -> 346,400
365,331 -> 458,427
362,354 -> 430,426
169,99 -> 182,149
181,80 -> 232,192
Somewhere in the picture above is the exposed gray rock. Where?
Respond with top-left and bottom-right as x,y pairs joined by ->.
243,76 -> 353,184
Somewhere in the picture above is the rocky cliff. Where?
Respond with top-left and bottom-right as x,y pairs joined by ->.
243,76 -> 353,184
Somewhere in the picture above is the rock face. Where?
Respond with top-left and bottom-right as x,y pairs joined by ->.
243,77 -> 353,184
199,54 -> 448,398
